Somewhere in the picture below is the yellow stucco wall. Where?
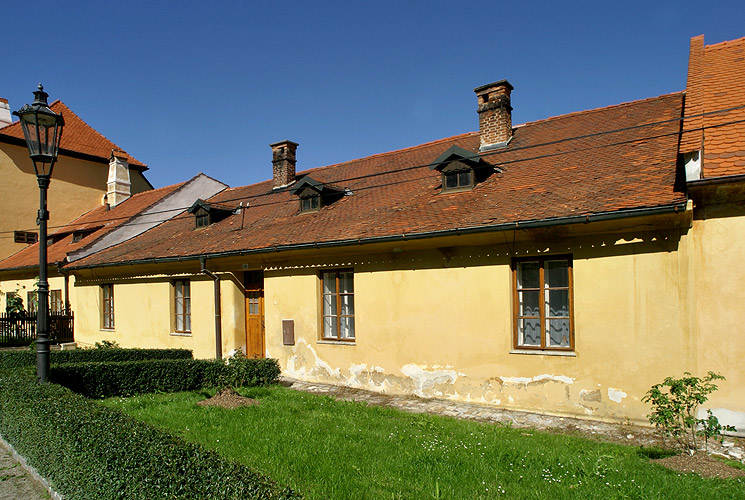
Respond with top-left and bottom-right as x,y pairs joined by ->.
61,209 -> 744,432
0,275 -> 73,313
0,142 -> 150,261
72,275 -> 244,359
690,203 -> 745,432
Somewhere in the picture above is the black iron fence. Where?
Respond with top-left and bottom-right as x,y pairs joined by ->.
0,311 -> 74,346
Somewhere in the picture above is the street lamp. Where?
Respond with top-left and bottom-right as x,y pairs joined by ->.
13,84 -> 64,383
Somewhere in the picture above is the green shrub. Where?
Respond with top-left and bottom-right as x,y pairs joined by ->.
0,371 -> 299,499
0,348 -> 193,371
642,371 -> 736,453
50,357 -> 281,398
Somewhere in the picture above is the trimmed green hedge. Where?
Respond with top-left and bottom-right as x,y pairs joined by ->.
0,371 -> 299,499
51,357 -> 281,398
0,348 -> 193,370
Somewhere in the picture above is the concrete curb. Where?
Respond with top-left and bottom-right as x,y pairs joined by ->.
0,433 -> 63,500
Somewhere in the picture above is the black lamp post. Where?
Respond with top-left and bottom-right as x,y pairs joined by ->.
13,84 -> 64,383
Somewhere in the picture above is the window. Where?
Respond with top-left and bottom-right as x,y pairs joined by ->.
26,291 -> 37,313
321,270 -> 355,341
195,210 -> 210,228
300,194 -> 320,213
513,256 -> 573,350
14,231 -> 38,244
101,284 -> 114,330
443,170 -> 473,191
174,280 -> 191,333
50,290 -> 63,314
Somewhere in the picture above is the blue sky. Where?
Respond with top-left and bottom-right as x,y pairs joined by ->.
4,1 -> 744,189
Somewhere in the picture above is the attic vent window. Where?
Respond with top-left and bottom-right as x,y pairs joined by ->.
430,145 -> 495,193
290,176 -> 345,214
300,194 -> 320,213
187,199 -> 235,229
72,232 -> 84,243
195,209 -> 210,228
444,169 -> 473,191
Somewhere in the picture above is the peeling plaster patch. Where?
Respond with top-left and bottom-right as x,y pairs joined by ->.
400,364 -> 457,397
500,374 -> 575,387
608,388 -> 627,403
698,408 -> 745,437
285,340 -> 341,381
580,389 -> 602,402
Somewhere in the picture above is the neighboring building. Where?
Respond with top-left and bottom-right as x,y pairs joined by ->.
9,35 -> 745,433
0,174 -> 228,325
0,99 -> 153,261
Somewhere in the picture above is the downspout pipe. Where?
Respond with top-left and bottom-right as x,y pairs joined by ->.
200,257 -> 222,359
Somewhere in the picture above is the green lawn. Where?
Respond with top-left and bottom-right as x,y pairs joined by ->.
102,386 -> 744,500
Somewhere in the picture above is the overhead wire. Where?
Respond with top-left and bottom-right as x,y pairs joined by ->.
1,103 -> 744,240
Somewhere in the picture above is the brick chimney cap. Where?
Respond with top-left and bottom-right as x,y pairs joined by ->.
270,140 -> 299,148
474,80 -> 514,94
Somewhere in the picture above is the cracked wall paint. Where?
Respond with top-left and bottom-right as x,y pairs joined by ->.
608,388 -> 627,403
285,339 -> 341,381
500,374 -> 575,387
400,364 -> 458,397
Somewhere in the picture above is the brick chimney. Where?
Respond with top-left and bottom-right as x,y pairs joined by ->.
474,80 -> 514,151
0,98 -> 11,128
107,150 -> 131,206
271,140 -> 298,189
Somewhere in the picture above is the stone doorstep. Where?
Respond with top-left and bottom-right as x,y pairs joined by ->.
281,376 -> 745,463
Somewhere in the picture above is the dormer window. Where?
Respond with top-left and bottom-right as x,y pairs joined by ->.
430,145 -> 496,193
187,199 -> 236,229
195,208 -> 210,228
443,166 -> 474,191
300,194 -> 321,213
290,176 -> 345,214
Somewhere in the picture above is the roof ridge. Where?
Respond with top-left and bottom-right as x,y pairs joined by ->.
51,101 -> 146,167
705,35 -> 745,49
515,91 -> 684,129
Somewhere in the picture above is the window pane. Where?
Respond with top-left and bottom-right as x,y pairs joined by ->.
176,314 -> 183,332
339,272 -> 354,294
546,289 -> 569,317
323,273 -> 336,294
545,260 -> 569,288
323,316 -> 336,338
458,171 -> 471,187
184,314 -> 191,332
445,173 -> 458,188
519,319 -> 541,346
548,319 -> 570,347
517,262 -> 540,289
323,292 -> 336,316
341,294 -> 354,316
340,317 -> 355,339
519,290 -> 540,317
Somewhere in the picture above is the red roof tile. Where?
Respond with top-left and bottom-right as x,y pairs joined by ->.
0,101 -> 146,169
68,93 -> 687,269
0,182 -> 183,271
682,35 -> 745,177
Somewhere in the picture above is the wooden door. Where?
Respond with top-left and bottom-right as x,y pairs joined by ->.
245,274 -> 265,357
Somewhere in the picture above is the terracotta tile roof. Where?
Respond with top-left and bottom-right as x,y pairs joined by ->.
0,182 -> 183,271
0,101 -> 146,169
681,35 -> 745,178
68,92 -> 686,269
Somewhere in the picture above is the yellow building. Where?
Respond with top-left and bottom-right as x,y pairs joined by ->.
8,35 -> 745,434
0,98 -> 152,261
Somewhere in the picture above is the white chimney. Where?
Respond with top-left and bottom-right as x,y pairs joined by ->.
0,98 -> 11,128
107,150 -> 131,206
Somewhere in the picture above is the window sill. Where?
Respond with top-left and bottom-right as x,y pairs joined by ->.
99,328 -> 115,332
170,332 -> 192,337
317,339 -> 356,346
510,349 -> 576,357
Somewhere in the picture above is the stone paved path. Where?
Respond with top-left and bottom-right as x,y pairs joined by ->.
282,376 -> 745,462
0,440 -> 50,500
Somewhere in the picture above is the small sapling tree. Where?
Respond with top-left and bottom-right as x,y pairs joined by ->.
642,372 -> 736,454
